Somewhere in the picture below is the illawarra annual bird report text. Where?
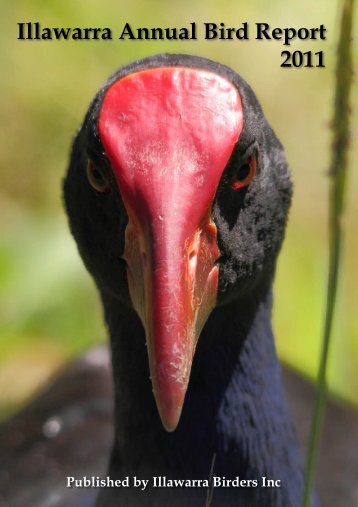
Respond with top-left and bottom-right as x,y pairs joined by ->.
17,22 -> 327,68
66,476 -> 282,490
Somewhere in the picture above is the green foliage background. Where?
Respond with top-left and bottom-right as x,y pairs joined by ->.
0,0 -> 357,418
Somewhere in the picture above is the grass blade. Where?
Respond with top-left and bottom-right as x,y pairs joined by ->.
302,0 -> 355,505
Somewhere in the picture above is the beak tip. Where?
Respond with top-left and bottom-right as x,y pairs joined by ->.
154,389 -> 185,433
162,421 -> 179,433
158,407 -> 182,433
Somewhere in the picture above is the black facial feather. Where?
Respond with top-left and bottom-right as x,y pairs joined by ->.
64,128 -> 129,302
213,86 -> 292,304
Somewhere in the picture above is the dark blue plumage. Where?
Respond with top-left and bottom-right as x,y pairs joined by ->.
96,292 -> 310,507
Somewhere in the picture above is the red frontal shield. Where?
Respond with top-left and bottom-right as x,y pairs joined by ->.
99,66 -> 243,430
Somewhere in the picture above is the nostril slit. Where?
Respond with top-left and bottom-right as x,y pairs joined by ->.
189,249 -> 197,272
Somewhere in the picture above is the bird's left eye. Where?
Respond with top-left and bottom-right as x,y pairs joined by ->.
87,160 -> 111,193
231,154 -> 257,190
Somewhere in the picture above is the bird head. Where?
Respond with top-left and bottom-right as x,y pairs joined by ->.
64,54 -> 292,432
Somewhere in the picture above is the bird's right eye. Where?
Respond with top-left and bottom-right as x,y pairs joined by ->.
231,154 -> 257,191
87,160 -> 111,193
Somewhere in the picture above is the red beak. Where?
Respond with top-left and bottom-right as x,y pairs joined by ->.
99,66 -> 243,431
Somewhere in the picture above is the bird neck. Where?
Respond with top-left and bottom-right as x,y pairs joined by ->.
100,288 -> 306,505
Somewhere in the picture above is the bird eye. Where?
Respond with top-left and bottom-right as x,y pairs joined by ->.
87,160 -> 111,193
231,154 -> 257,190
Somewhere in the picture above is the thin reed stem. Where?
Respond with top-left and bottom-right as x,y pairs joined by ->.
302,1 -> 354,505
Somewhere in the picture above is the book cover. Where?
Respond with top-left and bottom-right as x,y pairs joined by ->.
0,1 -> 357,506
